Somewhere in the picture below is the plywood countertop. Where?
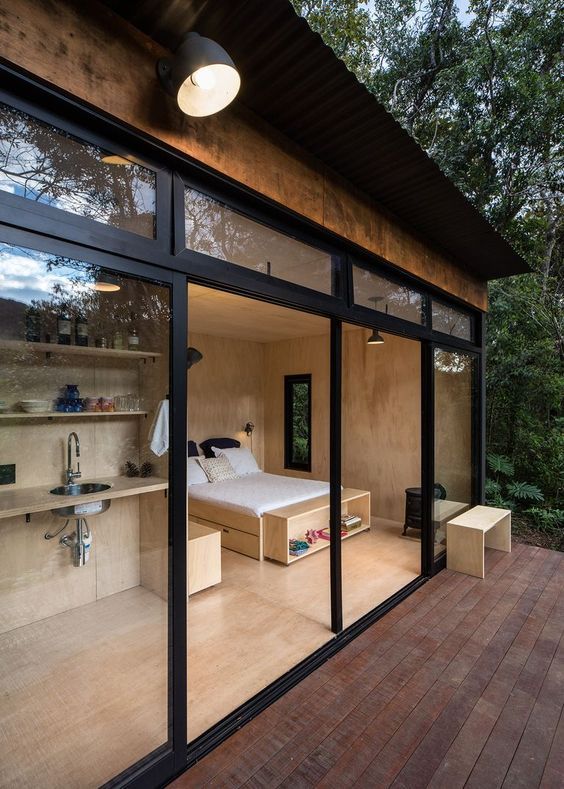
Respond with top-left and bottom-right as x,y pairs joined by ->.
0,476 -> 169,520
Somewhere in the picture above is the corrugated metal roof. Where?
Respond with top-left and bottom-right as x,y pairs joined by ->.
103,0 -> 529,280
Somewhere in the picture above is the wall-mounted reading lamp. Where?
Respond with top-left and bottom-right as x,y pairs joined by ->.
244,421 -> 255,451
157,32 -> 240,117
187,346 -> 203,369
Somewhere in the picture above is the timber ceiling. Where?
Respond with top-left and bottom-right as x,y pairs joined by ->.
102,0 -> 529,281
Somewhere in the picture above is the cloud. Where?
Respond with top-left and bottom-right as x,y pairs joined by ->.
0,245 -> 88,306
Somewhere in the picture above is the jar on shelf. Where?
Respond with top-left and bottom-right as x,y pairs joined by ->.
57,306 -> 72,345
75,314 -> 88,347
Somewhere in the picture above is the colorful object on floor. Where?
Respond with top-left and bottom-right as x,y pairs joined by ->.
305,526 -> 348,545
289,538 -> 309,557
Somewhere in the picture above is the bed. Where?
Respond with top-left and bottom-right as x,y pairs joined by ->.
188,471 -> 370,562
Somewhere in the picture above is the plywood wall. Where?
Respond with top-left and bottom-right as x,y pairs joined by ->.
0,497 -> 140,634
263,328 -> 421,522
187,332 -> 265,466
263,333 -> 331,480
342,330 -> 421,523
0,0 -> 488,310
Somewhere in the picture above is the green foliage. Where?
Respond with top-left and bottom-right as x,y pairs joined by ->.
486,452 -> 514,477
525,507 -> 564,532
486,452 -> 544,509
291,381 -> 310,463
506,482 -> 544,503
294,0 -> 563,520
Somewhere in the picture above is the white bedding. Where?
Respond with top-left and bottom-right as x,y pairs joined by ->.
188,472 -> 330,517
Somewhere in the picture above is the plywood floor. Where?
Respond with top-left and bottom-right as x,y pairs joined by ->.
174,543 -> 564,789
189,518 -> 420,738
0,519 -> 418,786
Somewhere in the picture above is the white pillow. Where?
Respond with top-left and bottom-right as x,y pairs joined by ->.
187,456 -> 208,485
212,446 -> 260,476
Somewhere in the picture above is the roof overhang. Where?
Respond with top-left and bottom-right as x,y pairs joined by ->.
102,0 -> 530,281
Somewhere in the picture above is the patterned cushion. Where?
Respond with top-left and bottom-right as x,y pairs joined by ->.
197,455 -> 238,482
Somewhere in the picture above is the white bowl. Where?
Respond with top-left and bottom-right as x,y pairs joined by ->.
20,400 -> 50,413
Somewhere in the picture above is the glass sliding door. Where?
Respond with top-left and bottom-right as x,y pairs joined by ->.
340,323 -> 422,627
0,242 -> 177,786
433,347 -> 478,559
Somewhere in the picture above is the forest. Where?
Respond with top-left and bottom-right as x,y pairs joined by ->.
293,0 -> 563,546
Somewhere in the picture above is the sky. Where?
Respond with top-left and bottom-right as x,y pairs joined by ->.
0,245 -> 87,306
366,0 -> 475,25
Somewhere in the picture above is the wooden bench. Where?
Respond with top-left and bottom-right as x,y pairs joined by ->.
446,505 -> 511,578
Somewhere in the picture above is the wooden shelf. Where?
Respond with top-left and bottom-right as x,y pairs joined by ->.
0,339 -> 161,361
0,411 -> 148,420
263,488 -> 372,565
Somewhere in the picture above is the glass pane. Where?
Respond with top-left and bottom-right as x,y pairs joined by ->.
341,325 -> 421,626
432,300 -> 472,341
433,349 -> 475,558
0,102 -> 156,237
0,242 -> 171,784
184,186 -> 335,294
187,283 -> 332,740
353,265 -> 424,324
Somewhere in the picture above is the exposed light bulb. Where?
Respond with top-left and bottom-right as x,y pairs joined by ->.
190,67 -> 216,90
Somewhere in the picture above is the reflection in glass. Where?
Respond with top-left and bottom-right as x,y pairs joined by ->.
432,300 -> 472,341
353,265 -> 424,324
433,349 -> 475,557
0,102 -> 156,237
0,242 -> 171,784
184,187 -> 335,294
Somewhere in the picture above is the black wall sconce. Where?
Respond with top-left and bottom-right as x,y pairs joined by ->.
244,421 -> 255,436
157,32 -> 240,117
187,347 -> 203,369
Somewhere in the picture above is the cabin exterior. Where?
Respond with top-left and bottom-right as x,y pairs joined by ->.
0,1 -> 528,786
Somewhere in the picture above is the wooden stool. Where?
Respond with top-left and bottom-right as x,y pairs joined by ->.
446,505 -> 511,578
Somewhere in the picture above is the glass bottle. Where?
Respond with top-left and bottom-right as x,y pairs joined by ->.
25,305 -> 41,342
57,305 -> 71,345
113,331 -> 124,350
128,313 -> 140,351
75,314 -> 88,346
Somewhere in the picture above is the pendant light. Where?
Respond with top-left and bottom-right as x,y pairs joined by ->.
157,33 -> 240,117
367,295 -> 384,345
367,329 -> 385,345
93,271 -> 120,292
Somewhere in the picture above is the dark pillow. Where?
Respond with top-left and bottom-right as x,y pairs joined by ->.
199,437 -> 241,459
187,440 -> 199,457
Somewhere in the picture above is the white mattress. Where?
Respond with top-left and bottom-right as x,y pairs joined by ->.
188,472 -> 330,517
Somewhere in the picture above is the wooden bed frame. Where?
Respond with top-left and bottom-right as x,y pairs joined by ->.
188,488 -> 371,563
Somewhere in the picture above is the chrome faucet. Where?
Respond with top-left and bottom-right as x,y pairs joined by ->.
66,432 -> 81,485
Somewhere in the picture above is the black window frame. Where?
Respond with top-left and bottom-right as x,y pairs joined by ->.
0,61 -> 488,788
284,373 -> 312,472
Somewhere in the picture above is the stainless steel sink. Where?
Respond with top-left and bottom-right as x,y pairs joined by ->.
49,482 -> 112,518
50,482 -> 111,496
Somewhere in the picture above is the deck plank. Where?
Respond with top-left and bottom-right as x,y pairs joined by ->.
172,544 -> 564,789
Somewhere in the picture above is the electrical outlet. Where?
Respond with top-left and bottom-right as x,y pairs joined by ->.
0,464 -> 15,485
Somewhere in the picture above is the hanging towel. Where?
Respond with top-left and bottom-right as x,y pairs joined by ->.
149,399 -> 169,457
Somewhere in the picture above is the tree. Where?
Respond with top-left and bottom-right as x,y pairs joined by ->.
293,0 -> 563,511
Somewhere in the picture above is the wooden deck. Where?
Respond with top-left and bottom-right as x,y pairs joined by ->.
174,544 -> 564,788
